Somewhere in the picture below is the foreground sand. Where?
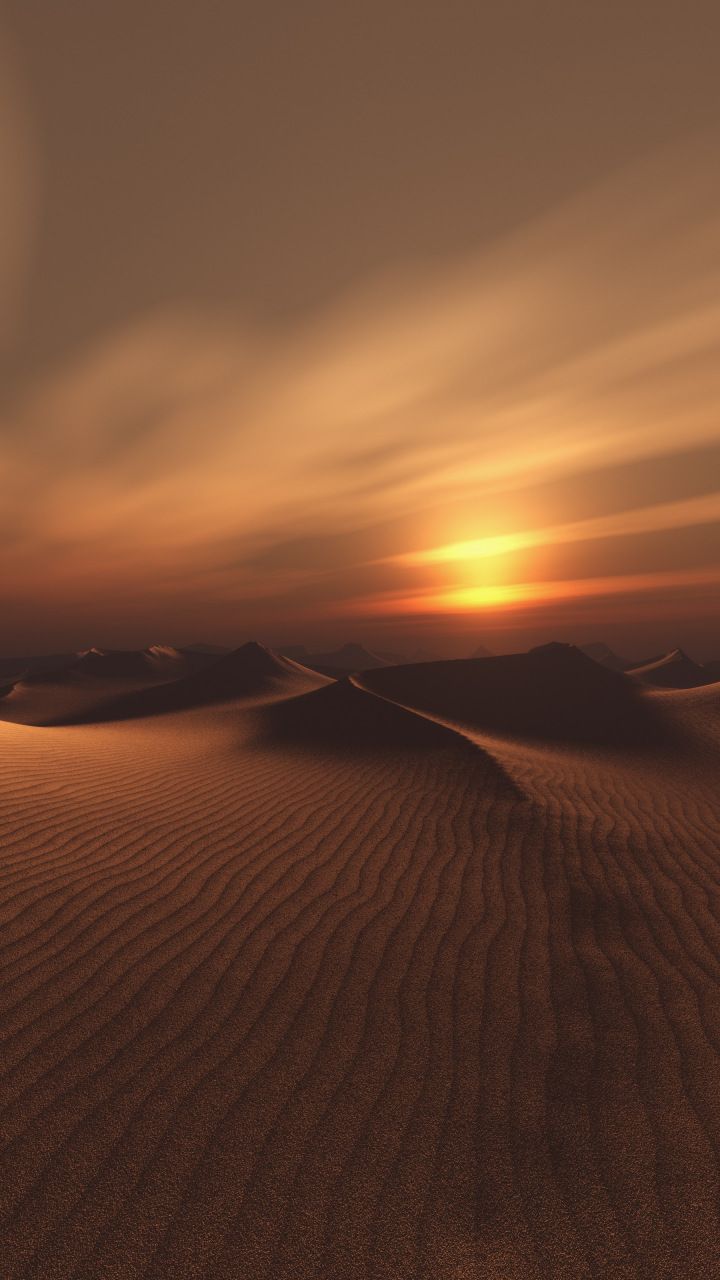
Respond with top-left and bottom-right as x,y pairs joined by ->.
0,668 -> 719,1278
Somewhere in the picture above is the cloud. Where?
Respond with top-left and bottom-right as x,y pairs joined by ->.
1,139 -> 719,633
0,27 -> 39,348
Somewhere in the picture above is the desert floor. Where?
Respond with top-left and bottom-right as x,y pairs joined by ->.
0,651 -> 719,1278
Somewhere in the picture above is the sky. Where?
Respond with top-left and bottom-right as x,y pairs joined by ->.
1,1 -> 719,659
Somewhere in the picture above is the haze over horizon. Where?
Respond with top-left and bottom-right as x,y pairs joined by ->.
1,2 -> 718,657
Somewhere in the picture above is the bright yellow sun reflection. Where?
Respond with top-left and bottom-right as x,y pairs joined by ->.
393,533 -> 531,565
425,583 -> 528,609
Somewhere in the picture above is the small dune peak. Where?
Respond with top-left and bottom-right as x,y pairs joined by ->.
237,640 -> 274,658
579,642 -> 629,672
528,641 -> 617,675
145,643 -> 184,661
220,640 -> 289,674
335,642 -> 386,664
627,646 -> 713,689
527,641 -> 596,669
306,642 -> 389,673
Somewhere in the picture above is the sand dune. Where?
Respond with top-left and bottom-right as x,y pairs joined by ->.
282,642 -> 391,676
0,645 -> 218,727
44,641 -> 331,726
626,647 -> 716,689
579,641 -> 629,672
70,646 -> 179,679
0,652 -> 78,685
0,649 -> 719,1277
359,642 -> 666,746
256,676 -> 512,770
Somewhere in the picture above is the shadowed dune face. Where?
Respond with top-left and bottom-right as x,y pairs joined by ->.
358,643 -> 669,747
254,676 -> 515,784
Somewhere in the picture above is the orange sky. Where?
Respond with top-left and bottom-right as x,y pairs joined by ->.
1,3 -> 718,659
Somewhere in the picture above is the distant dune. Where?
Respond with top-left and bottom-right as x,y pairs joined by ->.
71,645 -> 192,679
44,641 -> 331,725
16,644 -> 211,686
0,644 -> 218,726
579,640 -> 629,671
0,641 -> 719,1277
0,651 -> 77,684
627,646 -> 716,689
281,641 -> 390,676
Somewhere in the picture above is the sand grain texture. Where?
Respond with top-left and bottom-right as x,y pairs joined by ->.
0,651 -> 719,1277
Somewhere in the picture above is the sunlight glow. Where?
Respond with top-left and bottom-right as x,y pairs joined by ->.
392,534 -> 530,565
385,492 -> 720,569
343,565 -> 720,617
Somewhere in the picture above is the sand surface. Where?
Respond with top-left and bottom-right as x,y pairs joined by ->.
0,650 -> 719,1278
